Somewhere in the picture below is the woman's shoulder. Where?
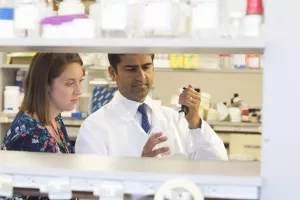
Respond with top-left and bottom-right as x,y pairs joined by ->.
6,112 -> 48,139
11,112 -> 41,129
2,112 -> 49,151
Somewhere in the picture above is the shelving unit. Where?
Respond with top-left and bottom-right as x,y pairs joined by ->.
0,64 -> 264,74
87,65 -> 264,74
0,38 -> 264,54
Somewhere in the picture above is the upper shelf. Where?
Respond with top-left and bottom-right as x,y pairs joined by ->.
1,64 -> 263,74
0,38 -> 265,54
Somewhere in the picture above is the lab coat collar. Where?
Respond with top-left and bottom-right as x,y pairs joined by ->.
110,91 -> 166,122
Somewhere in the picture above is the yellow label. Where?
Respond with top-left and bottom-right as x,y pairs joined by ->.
184,54 -> 199,69
170,54 -> 184,69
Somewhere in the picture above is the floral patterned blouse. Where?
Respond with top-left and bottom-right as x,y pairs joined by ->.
1,112 -> 73,200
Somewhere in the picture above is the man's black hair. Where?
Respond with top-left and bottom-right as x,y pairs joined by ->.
108,54 -> 155,70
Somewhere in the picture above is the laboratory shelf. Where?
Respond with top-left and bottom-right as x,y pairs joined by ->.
0,115 -> 261,133
208,121 -> 262,134
0,38 -> 264,54
0,151 -> 262,199
0,115 -> 85,126
86,65 -> 263,74
1,64 -> 264,74
155,68 -> 263,74
0,64 -> 29,69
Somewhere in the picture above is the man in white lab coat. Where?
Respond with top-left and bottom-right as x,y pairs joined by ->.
75,54 -> 228,160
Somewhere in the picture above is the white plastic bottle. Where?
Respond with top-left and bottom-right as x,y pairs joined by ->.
89,0 -> 101,37
0,0 -> 14,38
14,0 -> 40,38
191,0 -> 220,39
58,0 -> 85,16
4,86 -> 21,114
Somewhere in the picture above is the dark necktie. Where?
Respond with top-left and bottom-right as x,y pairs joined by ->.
138,103 -> 151,133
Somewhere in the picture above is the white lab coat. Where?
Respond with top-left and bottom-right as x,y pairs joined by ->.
75,92 -> 228,160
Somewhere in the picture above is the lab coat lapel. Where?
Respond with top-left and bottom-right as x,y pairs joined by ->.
110,94 -> 148,136
151,104 -> 168,128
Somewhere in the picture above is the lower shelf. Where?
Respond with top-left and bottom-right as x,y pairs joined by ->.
0,151 -> 262,200
0,116 -> 262,134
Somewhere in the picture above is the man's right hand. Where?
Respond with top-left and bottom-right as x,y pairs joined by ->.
142,132 -> 170,157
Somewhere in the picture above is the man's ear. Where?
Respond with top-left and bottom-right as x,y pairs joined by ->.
108,66 -> 117,81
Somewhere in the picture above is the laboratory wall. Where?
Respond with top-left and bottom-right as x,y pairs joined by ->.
154,71 -> 262,107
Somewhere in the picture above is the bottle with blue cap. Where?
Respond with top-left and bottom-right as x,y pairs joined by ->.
0,0 -> 14,38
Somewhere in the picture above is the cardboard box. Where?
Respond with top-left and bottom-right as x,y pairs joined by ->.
6,52 -> 35,64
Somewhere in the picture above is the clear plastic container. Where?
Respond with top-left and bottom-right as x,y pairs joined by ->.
244,14 -> 262,37
229,12 -> 244,38
58,0 -> 85,16
99,0 -> 139,37
14,0 -> 39,37
190,0 -> 220,39
89,0 -> 101,37
148,120 -> 188,159
233,54 -> 246,69
219,54 -> 232,69
0,0 -> 14,38
140,0 -> 186,37
247,54 -> 260,69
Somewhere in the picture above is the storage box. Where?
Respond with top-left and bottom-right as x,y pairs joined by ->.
6,52 -> 35,64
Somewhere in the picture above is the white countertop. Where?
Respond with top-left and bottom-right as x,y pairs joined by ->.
0,151 -> 261,199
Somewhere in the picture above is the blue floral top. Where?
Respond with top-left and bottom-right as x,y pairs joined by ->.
1,112 -> 73,200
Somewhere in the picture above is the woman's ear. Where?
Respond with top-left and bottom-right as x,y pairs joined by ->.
108,66 -> 116,81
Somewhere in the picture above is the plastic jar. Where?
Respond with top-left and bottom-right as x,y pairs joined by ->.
241,109 -> 249,122
228,107 -> 241,123
58,0 -> 85,16
233,54 -> 246,69
247,54 -> 260,69
229,12 -> 244,38
0,1 -> 14,38
141,0 -> 184,37
244,14 -> 262,37
191,0 -> 220,39
219,54 -> 232,69
4,86 -> 21,113
89,0 -> 101,37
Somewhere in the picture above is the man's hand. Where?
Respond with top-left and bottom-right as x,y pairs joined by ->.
179,85 -> 202,129
142,132 -> 170,157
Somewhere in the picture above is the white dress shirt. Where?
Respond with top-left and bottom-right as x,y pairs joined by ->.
75,91 -> 228,160
119,92 -> 152,128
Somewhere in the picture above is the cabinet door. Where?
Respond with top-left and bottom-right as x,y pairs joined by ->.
229,134 -> 261,161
